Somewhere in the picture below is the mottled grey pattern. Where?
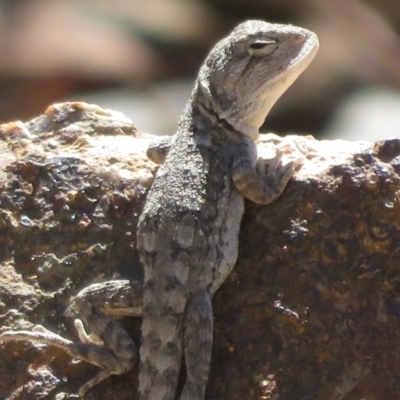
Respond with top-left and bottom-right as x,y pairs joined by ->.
136,20 -> 318,400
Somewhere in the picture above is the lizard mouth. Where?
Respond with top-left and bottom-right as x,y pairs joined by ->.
287,33 -> 319,71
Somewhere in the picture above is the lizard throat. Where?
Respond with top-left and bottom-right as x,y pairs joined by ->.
193,82 -> 259,141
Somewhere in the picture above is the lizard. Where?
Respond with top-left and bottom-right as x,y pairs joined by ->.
0,20 -> 319,399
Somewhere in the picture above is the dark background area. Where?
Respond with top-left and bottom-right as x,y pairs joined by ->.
1,0 -> 400,140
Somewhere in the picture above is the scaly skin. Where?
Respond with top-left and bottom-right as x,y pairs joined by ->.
137,20 -> 319,400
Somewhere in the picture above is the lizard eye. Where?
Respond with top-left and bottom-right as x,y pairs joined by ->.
247,40 -> 277,57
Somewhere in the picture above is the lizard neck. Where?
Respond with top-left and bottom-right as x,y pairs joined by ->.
183,81 -> 259,142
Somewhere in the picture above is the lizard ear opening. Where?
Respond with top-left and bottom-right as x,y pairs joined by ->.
247,40 -> 277,57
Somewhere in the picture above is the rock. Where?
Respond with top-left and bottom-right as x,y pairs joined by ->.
0,102 -> 399,399
0,102 -> 150,400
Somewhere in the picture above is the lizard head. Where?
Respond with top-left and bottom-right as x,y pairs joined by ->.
197,20 -> 319,140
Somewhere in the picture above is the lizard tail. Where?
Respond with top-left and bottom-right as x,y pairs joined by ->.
180,290 -> 213,400
138,269 -> 187,400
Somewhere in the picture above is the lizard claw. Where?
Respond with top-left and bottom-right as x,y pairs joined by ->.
258,150 -> 301,178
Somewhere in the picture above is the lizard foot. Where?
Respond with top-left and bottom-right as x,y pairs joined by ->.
0,281 -> 141,396
257,150 -> 300,199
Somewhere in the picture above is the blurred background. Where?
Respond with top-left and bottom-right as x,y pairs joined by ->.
1,0 -> 400,140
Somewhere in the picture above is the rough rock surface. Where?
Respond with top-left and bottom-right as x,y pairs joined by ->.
0,102 -> 399,400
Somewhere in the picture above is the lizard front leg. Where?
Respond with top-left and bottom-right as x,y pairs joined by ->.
232,140 -> 300,205
146,135 -> 173,165
0,279 -> 142,396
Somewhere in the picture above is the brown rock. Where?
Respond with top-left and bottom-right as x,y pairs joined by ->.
0,102 -> 399,399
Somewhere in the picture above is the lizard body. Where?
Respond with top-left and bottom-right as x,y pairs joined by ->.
0,20 -> 319,399
137,20 -> 318,400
